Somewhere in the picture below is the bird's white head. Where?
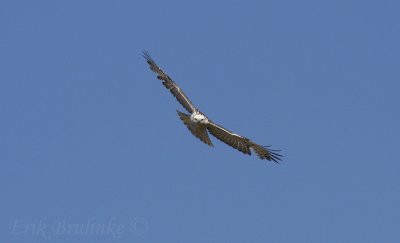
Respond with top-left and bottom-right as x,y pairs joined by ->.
191,113 -> 208,124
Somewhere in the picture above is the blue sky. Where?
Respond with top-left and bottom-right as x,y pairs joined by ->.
1,0 -> 400,242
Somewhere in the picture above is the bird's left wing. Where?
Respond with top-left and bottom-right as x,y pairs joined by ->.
143,51 -> 197,114
207,121 -> 282,162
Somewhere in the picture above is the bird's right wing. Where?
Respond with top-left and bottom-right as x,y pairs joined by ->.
143,51 -> 197,114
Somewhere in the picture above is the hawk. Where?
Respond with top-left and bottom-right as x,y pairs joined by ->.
143,51 -> 282,162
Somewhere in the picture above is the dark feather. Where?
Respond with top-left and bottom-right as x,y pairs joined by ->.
143,51 -> 196,114
207,121 -> 282,162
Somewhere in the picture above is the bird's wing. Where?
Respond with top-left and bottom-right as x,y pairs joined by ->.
177,110 -> 213,147
207,121 -> 282,162
143,51 -> 197,114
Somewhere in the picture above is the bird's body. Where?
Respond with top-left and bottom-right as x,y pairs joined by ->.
143,51 -> 282,162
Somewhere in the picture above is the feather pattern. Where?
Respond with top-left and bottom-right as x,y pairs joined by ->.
143,51 -> 196,114
207,121 -> 282,162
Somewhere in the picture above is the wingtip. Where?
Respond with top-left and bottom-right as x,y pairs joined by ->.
266,148 -> 283,163
253,145 -> 283,163
142,50 -> 152,61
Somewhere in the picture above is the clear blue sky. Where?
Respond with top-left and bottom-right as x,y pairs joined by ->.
1,0 -> 399,242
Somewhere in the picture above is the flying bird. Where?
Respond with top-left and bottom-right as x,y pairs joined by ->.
143,51 -> 282,162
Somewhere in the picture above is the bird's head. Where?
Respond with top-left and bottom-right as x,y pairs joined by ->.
192,113 -> 208,124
